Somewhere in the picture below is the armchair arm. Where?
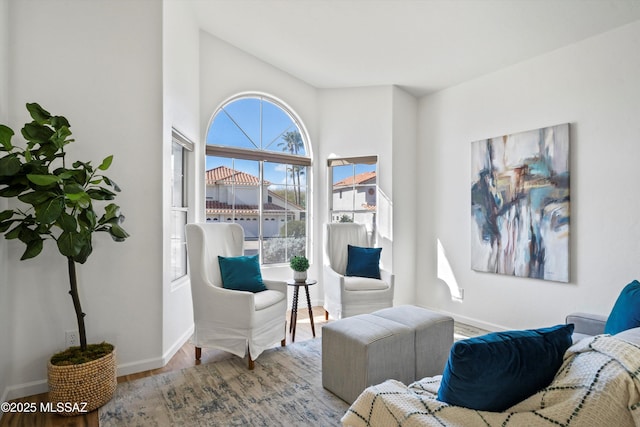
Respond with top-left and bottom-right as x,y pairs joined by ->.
566,312 -> 608,336
380,268 -> 394,290
323,264 -> 345,302
191,281 -> 256,328
263,279 -> 287,294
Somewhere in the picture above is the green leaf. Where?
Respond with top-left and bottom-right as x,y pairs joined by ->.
18,191 -> 56,206
0,184 -> 28,197
73,232 -> 92,264
102,176 -> 121,192
18,226 -> 40,243
21,122 -> 54,145
66,191 -> 91,209
0,125 -> 14,150
109,224 -> 129,241
0,154 -> 21,176
27,174 -> 61,186
50,115 -> 70,129
21,238 -> 43,260
98,155 -> 113,171
51,126 -> 72,149
57,212 -> 77,232
35,197 -> 64,224
0,219 -> 15,233
78,209 -> 97,229
0,210 -> 13,221
87,187 -> 116,200
5,224 -> 21,239
57,231 -> 83,257
63,183 -> 85,194
26,103 -> 52,124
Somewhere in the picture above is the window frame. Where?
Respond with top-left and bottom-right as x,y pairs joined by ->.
205,94 -> 312,266
328,155 -> 378,238
170,128 -> 193,284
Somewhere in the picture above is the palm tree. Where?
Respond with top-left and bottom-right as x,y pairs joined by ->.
278,130 -> 305,205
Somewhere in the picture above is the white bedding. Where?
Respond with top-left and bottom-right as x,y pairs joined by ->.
342,334 -> 640,426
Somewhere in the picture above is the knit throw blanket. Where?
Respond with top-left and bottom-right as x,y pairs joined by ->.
342,335 -> 640,427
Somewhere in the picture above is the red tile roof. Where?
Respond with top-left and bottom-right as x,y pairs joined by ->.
333,171 -> 376,188
206,166 -> 269,186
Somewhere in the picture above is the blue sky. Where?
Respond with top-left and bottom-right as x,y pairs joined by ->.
206,97 -> 375,185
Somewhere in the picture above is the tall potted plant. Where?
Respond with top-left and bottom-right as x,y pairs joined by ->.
0,103 -> 129,415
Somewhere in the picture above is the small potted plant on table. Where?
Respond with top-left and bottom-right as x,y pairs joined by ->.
290,255 -> 309,282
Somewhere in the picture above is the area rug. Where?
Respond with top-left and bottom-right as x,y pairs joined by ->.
98,339 -> 348,426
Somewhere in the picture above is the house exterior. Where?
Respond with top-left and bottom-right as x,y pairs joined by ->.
331,171 -> 377,224
205,166 -> 305,241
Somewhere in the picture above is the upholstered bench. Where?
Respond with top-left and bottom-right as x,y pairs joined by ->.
371,305 -> 454,379
322,314 -> 415,404
322,305 -> 454,404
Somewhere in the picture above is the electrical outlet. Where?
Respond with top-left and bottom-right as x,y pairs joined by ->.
65,330 -> 79,348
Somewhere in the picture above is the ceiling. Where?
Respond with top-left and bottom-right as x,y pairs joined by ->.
189,0 -> 640,96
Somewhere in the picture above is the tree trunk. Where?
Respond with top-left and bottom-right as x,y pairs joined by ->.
67,257 -> 87,350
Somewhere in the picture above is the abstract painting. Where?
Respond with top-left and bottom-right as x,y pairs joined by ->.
471,124 -> 570,282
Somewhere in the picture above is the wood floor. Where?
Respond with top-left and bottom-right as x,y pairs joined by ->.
0,307 -> 327,427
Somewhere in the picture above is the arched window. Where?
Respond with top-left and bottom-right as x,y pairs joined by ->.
205,95 -> 311,265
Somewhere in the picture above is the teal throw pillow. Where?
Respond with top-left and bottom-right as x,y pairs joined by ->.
218,255 -> 267,293
345,245 -> 381,279
437,324 -> 574,412
605,279 -> 640,335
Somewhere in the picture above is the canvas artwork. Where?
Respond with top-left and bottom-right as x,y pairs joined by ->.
470,124 -> 570,282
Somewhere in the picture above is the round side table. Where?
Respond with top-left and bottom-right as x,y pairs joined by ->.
287,279 -> 317,342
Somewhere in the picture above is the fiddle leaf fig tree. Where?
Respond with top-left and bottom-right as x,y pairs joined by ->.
0,103 -> 129,352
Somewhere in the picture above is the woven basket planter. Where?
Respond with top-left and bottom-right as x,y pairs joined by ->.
47,347 -> 117,416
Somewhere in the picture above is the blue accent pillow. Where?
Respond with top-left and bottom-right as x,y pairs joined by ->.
605,280 -> 640,335
345,245 -> 381,279
437,324 -> 574,412
217,255 -> 267,293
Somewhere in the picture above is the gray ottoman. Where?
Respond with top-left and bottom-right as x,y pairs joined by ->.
372,305 -> 454,379
322,314 -> 415,404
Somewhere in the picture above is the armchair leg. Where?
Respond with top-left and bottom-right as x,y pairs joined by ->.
195,346 -> 202,361
281,323 -> 286,347
325,309 -> 329,321
248,349 -> 255,370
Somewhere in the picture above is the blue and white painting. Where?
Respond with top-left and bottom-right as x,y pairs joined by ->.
471,124 -> 570,282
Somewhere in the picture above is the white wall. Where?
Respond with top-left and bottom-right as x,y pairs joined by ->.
0,0 -> 9,407
161,0 -> 199,367
391,86 -> 418,305
4,0 -> 163,399
199,32 -> 321,306
317,85 -> 418,306
418,21 -> 640,331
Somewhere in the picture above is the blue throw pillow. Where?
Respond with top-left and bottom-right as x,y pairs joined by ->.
605,280 -> 640,335
217,255 -> 267,293
437,324 -> 574,412
345,245 -> 381,279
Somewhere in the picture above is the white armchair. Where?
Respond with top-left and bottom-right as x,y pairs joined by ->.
185,223 -> 287,369
323,223 -> 394,320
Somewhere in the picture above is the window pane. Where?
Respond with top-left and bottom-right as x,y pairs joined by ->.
170,210 -> 187,280
262,161 -> 307,264
171,142 -> 185,208
205,156 -> 261,251
329,161 -> 377,235
205,95 -> 310,265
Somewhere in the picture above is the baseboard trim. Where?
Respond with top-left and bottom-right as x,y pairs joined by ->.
417,304 -> 508,332
162,325 -> 194,366
3,378 -> 48,401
